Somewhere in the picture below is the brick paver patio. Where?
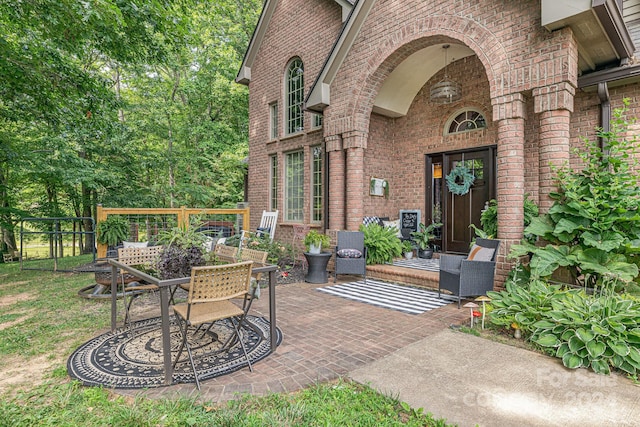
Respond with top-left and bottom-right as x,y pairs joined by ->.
114,270 -> 468,402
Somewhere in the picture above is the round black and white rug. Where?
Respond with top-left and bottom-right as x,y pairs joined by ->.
67,315 -> 281,389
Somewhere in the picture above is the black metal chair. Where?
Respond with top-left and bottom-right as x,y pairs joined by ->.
334,231 -> 367,283
438,238 -> 500,308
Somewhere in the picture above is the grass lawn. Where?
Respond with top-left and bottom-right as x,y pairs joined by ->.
0,256 -> 452,426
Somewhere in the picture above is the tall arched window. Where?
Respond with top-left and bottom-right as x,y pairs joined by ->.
286,58 -> 304,135
446,109 -> 487,134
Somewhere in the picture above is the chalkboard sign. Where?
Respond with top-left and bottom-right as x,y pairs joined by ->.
399,210 -> 421,234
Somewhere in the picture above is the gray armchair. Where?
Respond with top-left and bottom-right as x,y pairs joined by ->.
438,238 -> 500,308
334,231 -> 367,283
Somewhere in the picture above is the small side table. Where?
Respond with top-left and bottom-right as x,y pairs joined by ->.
303,252 -> 332,284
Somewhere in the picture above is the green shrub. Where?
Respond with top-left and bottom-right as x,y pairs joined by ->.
510,102 -> 640,289
473,195 -> 538,244
360,223 -> 402,265
242,237 -> 293,267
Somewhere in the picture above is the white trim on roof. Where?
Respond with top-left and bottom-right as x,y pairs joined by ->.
306,0 -> 377,112
236,0 -> 354,85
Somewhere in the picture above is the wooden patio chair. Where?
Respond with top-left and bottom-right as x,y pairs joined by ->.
239,210 -> 278,249
172,261 -> 255,390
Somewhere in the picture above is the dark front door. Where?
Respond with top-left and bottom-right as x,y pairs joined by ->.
427,148 -> 495,254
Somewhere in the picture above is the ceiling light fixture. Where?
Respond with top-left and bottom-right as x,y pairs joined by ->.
430,44 -> 462,104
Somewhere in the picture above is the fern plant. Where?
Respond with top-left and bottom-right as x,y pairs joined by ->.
96,216 -> 129,247
360,223 -> 402,265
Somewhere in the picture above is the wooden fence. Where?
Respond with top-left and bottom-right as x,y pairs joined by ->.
96,205 -> 250,258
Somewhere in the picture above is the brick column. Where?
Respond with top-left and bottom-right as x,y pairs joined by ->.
325,135 -> 345,230
533,83 -> 574,212
492,94 -> 526,287
343,130 -> 368,231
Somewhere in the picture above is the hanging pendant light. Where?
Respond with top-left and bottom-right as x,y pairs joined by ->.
430,44 -> 462,104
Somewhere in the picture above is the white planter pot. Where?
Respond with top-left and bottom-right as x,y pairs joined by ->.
309,243 -> 322,254
404,252 -> 413,259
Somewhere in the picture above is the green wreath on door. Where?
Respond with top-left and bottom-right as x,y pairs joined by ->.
445,163 -> 476,195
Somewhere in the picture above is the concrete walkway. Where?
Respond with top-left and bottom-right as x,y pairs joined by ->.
117,278 -> 640,426
350,329 -> 640,427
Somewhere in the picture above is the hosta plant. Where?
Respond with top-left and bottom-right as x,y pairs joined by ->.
489,276 -> 640,375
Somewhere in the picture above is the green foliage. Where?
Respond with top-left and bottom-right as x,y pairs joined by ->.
489,276 -> 640,375
96,215 -> 129,246
402,240 -> 414,253
243,238 -> 293,267
303,230 -> 331,251
360,223 -> 402,265
411,222 -> 442,250
510,102 -> 640,289
473,196 -> 539,243
0,0 -> 261,247
156,221 -> 208,250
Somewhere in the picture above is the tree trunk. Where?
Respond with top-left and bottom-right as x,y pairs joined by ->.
0,165 -> 17,252
82,184 -> 94,254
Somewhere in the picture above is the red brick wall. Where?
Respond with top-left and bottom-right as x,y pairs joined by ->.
246,0 -> 343,239
244,0 -> 640,268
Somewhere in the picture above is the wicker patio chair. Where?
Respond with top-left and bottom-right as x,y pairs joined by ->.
438,238 -> 500,308
334,231 -> 367,283
118,246 -> 164,327
172,261 -> 254,390
239,248 -> 268,281
213,244 -> 239,263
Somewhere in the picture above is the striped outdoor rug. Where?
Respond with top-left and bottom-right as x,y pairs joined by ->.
317,279 -> 456,315
392,257 -> 440,272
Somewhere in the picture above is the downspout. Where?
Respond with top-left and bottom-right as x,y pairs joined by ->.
324,148 -> 330,233
597,82 -> 611,154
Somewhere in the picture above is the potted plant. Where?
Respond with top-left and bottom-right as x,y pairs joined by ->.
155,221 -> 207,279
97,215 -> 130,250
303,230 -> 330,254
401,240 -> 414,259
411,222 -> 442,259
360,223 -> 402,264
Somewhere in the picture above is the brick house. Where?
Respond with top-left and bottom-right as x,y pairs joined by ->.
237,0 -> 640,283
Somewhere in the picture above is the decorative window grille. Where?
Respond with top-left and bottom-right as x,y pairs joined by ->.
311,146 -> 323,223
446,110 -> 487,134
285,151 -> 304,221
270,155 -> 278,210
269,102 -> 278,140
286,58 -> 304,135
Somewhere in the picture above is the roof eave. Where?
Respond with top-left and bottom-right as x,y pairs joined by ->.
592,0 -> 635,61
235,0 -> 277,86
306,0 -> 378,112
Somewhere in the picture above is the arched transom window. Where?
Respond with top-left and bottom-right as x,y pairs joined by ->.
286,58 -> 304,135
446,109 -> 486,134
